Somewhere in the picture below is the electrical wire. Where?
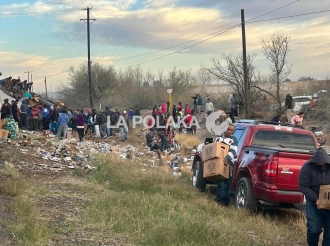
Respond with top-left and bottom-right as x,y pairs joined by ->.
38,23 -> 85,73
116,24 -> 240,70
96,0 -> 301,62
38,22 -> 82,70
46,27 -> 87,70
246,0 -> 300,21
96,24 -> 129,66
246,9 -> 330,23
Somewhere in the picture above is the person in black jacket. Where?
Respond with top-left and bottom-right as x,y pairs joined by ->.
299,147 -> 330,246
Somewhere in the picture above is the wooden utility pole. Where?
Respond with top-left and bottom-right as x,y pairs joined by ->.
81,7 -> 96,108
24,71 -> 33,82
241,9 -> 249,118
44,77 -> 48,99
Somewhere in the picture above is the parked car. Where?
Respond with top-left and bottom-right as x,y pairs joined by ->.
192,120 -> 319,211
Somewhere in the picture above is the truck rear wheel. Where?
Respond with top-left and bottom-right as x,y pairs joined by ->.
192,161 -> 206,192
236,177 -> 258,212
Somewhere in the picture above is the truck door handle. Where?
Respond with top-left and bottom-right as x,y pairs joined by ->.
245,150 -> 249,154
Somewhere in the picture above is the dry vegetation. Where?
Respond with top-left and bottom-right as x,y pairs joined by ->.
0,134 -> 310,246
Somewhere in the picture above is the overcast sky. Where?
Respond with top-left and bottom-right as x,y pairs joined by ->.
0,0 -> 329,93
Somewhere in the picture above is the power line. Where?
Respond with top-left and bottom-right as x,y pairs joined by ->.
38,22 -> 82,70
246,0 -> 300,21
246,9 -> 330,23
96,0 -> 301,62
117,24 -> 240,70
38,23 -> 85,73
112,0 -> 310,70
46,27 -> 87,70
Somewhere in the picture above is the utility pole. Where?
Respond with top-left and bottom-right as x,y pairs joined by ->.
81,7 -> 96,108
31,73 -> 33,92
44,77 -> 48,99
24,71 -> 33,82
241,9 -> 249,118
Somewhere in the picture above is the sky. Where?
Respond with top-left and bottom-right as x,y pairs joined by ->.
0,0 -> 329,94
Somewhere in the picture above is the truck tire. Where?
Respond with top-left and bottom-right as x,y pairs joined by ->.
192,161 -> 206,192
235,177 -> 258,212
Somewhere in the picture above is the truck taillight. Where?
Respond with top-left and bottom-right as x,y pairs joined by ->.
264,156 -> 278,177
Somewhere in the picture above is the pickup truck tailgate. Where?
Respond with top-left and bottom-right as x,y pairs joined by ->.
277,151 -> 312,191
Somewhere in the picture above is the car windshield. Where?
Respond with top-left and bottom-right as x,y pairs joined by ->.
252,130 -> 316,151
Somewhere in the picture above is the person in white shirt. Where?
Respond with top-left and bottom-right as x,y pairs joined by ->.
205,98 -> 214,116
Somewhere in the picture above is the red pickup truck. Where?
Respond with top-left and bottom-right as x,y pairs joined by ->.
192,120 -> 319,211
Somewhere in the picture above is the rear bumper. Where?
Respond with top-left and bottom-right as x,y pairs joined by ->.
255,186 -> 304,203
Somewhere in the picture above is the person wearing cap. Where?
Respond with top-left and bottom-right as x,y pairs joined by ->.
299,147 -> 330,246
285,93 -> 293,122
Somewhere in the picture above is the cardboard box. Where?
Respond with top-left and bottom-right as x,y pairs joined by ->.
0,129 -> 9,139
202,142 -> 229,161
203,157 -> 229,180
319,185 -> 330,209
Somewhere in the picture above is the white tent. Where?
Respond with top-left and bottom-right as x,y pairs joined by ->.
0,90 -> 22,108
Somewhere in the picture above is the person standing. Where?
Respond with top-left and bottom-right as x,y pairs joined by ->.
57,109 -> 69,139
1,99 -> 11,120
134,107 -> 140,116
119,111 -> 128,142
214,124 -> 238,206
285,93 -> 294,122
85,110 -> 94,135
204,98 -> 214,116
20,100 -> 28,129
100,111 -> 108,139
41,105 -> 49,130
30,105 -> 40,131
70,111 -> 78,138
299,147 -> 330,246
50,107 -> 59,134
228,94 -> 236,116
104,107 -> 112,137
11,99 -> 20,128
94,111 -> 102,137
76,109 -> 85,142
196,94 -> 203,114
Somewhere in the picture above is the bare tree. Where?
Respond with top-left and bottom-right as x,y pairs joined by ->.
261,33 -> 292,113
197,65 -> 212,86
206,53 -> 257,111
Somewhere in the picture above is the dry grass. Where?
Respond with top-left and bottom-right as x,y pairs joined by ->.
174,134 -> 201,148
84,154 -> 307,246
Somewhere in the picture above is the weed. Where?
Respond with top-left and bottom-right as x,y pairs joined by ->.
174,134 -> 201,148
84,155 -> 307,245
0,178 -> 30,196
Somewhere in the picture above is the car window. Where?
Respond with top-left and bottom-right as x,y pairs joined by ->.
252,130 -> 316,150
233,127 -> 246,142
